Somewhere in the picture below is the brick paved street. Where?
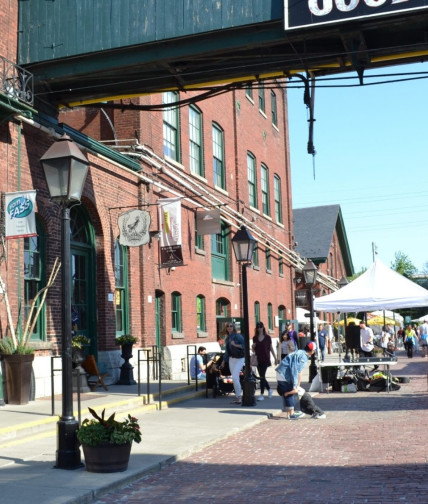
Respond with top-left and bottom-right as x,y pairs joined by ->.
94,354 -> 427,504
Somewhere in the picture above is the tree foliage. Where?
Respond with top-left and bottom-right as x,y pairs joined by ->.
391,251 -> 417,278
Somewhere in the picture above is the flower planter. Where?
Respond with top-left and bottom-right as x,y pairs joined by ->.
81,442 -> 132,472
117,343 -> 136,385
2,353 -> 34,405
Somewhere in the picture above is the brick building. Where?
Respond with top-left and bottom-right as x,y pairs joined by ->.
0,1 -> 346,400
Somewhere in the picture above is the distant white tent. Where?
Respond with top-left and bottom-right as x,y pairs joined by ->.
411,313 -> 428,323
314,259 -> 428,313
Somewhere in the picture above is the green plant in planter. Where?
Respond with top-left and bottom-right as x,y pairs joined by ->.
77,407 -> 142,447
115,335 -> 137,345
72,334 -> 91,349
0,336 -> 34,355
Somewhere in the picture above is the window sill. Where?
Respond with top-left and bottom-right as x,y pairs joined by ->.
171,332 -> 185,339
197,331 -> 208,338
253,265 -> 260,271
164,156 -> 185,171
266,269 -> 272,275
195,247 -> 206,256
212,278 -> 235,287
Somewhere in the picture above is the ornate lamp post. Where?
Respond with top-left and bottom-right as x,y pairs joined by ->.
231,225 -> 256,407
302,260 -> 318,382
41,134 -> 89,469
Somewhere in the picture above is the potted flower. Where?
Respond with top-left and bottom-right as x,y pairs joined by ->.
77,407 -> 142,472
115,335 -> 138,345
115,335 -> 138,385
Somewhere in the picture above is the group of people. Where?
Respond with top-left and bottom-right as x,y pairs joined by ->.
189,321 -> 325,420
397,321 -> 428,358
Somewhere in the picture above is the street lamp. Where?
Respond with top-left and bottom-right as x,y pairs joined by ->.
302,260 -> 318,382
41,134 -> 89,469
232,225 -> 256,407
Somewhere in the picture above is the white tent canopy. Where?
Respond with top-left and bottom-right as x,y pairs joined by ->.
314,259 -> 428,313
411,313 -> 428,322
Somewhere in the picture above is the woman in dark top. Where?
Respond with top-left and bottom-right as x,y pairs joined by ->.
252,321 -> 277,401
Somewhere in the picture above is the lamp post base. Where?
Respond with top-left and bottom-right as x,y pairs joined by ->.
55,418 -> 83,470
241,375 -> 257,406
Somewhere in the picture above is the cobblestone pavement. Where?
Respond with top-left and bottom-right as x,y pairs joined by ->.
94,354 -> 428,504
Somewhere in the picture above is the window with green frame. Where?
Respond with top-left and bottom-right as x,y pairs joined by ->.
163,91 -> 180,161
212,123 -> 225,189
278,305 -> 286,321
254,301 -> 260,326
245,85 -> 253,100
216,298 -> 229,317
114,240 -> 129,336
274,174 -> 283,224
24,218 -> 45,342
279,257 -> 284,276
258,87 -> 265,113
266,246 -> 271,271
247,152 -> 257,208
171,291 -> 182,332
211,221 -> 230,281
267,303 -> 273,331
196,295 -> 206,331
189,105 -> 203,176
261,163 -> 270,215
195,214 -> 204,250
271,90 -> 278,126
252,244 -> 259,267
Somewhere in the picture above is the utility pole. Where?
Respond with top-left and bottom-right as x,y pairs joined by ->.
372,242 -> 378,262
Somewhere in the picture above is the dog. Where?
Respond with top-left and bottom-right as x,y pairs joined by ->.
297,387 -> 326,419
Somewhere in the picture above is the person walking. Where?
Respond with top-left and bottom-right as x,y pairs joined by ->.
420,319 -> 428,357
223,322 -> 245,404
317,323 -> 327,361
252,321 -> 277,401
279,330 -> 295,360
275,341 -> 317,419
405,325 -> 416,358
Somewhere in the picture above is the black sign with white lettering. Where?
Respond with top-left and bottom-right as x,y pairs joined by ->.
285,0 -> 428,30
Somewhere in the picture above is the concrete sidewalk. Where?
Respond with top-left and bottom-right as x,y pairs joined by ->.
0,351 -> 425,504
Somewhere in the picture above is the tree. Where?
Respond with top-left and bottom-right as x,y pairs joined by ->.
391,251 -> 417,278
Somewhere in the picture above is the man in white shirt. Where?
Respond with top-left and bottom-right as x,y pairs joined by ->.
359,320 -> 374,357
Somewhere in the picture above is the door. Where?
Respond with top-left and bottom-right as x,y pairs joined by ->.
70,206 -> 96,358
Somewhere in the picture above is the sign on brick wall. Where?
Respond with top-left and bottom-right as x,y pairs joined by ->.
3,190 -> 37,239
158,197 -> 184,268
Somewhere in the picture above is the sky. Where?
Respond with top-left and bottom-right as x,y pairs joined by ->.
287,62 -> 428,275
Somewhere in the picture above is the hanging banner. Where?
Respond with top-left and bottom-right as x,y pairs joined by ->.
196,208 -> 221,235
118,209 -> 151,246
3,190 -> 37,239
158,197 -> 183,268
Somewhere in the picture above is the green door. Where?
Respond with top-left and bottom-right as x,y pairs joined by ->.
70,207 -> 96,358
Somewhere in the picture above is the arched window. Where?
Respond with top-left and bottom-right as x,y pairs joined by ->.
254,301 -> 260,326
196,295 -> 206,331
267,303 -> 273,331
114,240 -> 129,337
216,297 -> 229,317
24,217 -> 45,342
